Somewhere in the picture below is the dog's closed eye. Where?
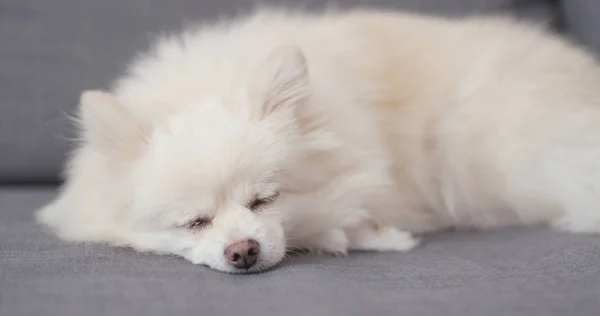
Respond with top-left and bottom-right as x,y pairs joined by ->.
186,217 -> 211,231
248,191 -> 280,212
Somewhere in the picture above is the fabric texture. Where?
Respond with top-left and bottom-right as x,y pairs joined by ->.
1,188 -> 600,316
561,0 -> 600,54
0,0 -> 560,183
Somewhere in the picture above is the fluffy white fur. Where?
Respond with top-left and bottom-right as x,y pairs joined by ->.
37,9 -> 600,273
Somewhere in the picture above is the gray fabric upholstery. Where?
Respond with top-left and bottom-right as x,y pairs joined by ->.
561,0 -> 600,54
1,188 -> 599,316
0,0 -> 560,183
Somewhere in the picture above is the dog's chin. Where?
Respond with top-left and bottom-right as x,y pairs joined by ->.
202,258 -> 282,274
228,262 -> 280,274
187,251 -> 286,274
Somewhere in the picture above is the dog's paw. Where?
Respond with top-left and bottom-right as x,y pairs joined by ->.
347,224 -> 419,252
313,229 -> 349,256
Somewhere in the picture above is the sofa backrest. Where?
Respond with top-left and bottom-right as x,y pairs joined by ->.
0,0 -> 575,183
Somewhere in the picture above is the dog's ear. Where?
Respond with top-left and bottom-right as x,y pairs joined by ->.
78,90 -> 145,157
256,46 -> 309,117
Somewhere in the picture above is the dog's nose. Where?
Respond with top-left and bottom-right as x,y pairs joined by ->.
224,239 -> 260,269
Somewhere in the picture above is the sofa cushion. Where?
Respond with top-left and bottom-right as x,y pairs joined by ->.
0,0 -> 560,183
1,187 -> 599,316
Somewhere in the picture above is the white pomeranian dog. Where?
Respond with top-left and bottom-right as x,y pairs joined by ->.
37,8 -> 600,273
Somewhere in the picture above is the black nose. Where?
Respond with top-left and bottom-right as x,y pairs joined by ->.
224,239 -> 260,269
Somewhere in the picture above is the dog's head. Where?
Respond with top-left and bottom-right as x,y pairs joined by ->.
39,48 -> 310,273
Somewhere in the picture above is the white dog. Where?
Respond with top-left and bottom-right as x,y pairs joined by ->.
38,9 -> 600,273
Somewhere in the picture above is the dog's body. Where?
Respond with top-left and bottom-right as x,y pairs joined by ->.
38,9 -> 600,273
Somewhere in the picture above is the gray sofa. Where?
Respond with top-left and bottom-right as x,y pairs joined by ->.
2,1 -> 600,315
